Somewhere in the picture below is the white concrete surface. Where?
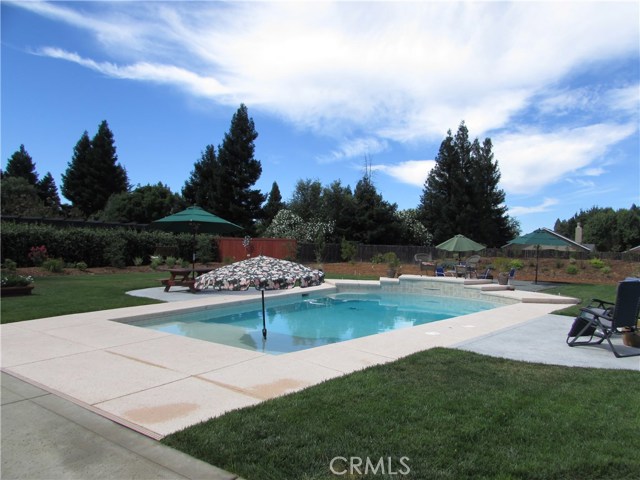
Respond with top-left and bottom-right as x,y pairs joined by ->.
2,277 -> 636,440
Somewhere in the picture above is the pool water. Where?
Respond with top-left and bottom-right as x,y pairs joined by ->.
137,292 -> 498,354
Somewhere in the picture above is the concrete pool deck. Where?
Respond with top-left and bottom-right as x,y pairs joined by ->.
1,277 -> 638,443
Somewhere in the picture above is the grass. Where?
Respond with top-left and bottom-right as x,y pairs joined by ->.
1,272 -> 165,323
545,283 -> 617,317
163,348 -> 640,480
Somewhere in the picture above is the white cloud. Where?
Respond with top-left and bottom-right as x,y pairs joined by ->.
509,198 -> 559,216
494,122 -> 637,194
319,137 -> 389,164
373,160 -> 436,188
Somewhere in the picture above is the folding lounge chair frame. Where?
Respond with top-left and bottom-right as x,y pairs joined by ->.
567,279 -> 640,358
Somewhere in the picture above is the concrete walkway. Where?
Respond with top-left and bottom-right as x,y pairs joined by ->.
1,277 -> 637,479
1,372 -> 241,480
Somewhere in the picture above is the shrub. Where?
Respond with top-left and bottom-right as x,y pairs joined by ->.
165,256 -> 177,268
104,238 -> 127,268
133,256 -> 144,267
566,265 -> 578,275
2,259 -> 17,272
150,257 -> 163,270
28,245 -> 48,266
42,258 -> 65,273
589,258 -> 606,269
509,259 -> 524,270
601,266 -> 611,275
75,261 -> 88,271
1,272 -> 33,287
341,238 -> 357,264
371,253 -> 385,265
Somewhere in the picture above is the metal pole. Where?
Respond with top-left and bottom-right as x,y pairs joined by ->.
534,245 -> 540,284
261,289 -> 267,339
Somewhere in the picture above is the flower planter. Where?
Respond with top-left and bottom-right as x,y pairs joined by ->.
1,285 -> 35,296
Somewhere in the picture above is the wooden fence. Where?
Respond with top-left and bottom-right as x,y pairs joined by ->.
296,243 -> 640,264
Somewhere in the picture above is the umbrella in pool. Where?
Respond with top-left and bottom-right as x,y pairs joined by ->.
149,206 -> 242,276
436,234 -> 486,260
505,227 -> 590,284
195,255 -> 325,339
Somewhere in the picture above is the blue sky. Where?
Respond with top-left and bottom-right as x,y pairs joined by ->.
2,1 -> 639,236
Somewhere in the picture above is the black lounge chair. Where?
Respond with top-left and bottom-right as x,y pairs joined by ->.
567,278 -> 640,358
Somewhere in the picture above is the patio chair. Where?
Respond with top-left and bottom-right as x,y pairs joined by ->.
435,266 -> 455,277
567,278 -> 640,358
476,268 -> 493,280
414,253 -> 434,273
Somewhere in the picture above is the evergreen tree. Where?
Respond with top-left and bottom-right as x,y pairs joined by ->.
350,164 -> 401,244
5,144 -> 38,185
419,121 -> 516,247
320,180 -> 355,242
182,145 -> 220,210
103,183 -> 185,224
37,172 -> 62,214
262,181 -> 285,225
289,179 -> 323,221
61,121 -> 129,216
214,104 -> 265,235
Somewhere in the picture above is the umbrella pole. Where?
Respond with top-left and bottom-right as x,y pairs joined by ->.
261,289 -> 267,339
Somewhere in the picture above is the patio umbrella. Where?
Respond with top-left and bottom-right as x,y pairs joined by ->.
195,255 -> 325,339
505,227 -> 590,284
436,234 -> 486,260
149,206 -> 242,276
194,255 -> 324,292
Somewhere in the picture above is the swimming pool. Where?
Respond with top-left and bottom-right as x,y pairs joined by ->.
135,292 -> 499,354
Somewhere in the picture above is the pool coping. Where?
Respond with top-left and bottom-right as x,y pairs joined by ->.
1,276 -> 580,439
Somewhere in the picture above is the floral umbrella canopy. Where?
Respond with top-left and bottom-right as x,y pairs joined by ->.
194,255 -> 324,291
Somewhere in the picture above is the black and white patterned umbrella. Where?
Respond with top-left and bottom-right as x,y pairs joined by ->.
194,255 -> 324,291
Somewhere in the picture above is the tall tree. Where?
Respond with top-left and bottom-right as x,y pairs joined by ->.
182,145 -> 219,210
419,121 -> 516,247
214,104 -> 265,235
288,179 -> 323,221
61,121 -> 129,216
103,183 -> 185,224
36,172 -> 62,214
5,144 -> 38,185
350,163 -> 401,244
320,180 -> 355,242
262,182 -> 285,225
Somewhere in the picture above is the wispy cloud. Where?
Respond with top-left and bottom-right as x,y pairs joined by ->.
509,198 -> 559,216
14,0 -> 639,195
372,160 -> 436,188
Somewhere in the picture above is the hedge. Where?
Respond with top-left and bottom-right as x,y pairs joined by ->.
1,222 -> 220,267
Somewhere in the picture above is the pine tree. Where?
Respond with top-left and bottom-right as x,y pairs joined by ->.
262,181 -> 285,225
215,104 -> 265,235
419,121 -> 516,247
182,145 -> 220,210
5,145 -> 38,185
350,162 -> 401,244
61,121 -> 129,216
37,172 -> 62,213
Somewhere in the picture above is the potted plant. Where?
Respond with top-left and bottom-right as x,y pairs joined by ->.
383,252 -> 401,278
1,272 -> 35,296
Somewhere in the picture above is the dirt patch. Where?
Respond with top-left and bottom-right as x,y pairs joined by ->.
15,258 -> 639,285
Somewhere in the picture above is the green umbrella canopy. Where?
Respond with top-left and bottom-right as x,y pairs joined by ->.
506,228 -> 589,252
436,234 -> 486,253
149,206 -> 242,235
505,228 -> 590,284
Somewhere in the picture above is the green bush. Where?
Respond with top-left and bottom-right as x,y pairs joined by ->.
75,261 -> 88,271
165,256 -> 177,268
150,257 -> 163,270
341,238 -> 357,264
601,266 -> 611,275
133,256 -> 144,266
104,238 -> 127,268
42,258 -> 65,273
589,258 -> 606,269
566,265 -> 578,275
2,259 -> 17,272
508,259 -> 524,270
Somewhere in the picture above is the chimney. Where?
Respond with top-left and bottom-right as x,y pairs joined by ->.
575,222 -> 583,244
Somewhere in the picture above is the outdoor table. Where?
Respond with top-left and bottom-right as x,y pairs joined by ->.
160,267 -> 212,292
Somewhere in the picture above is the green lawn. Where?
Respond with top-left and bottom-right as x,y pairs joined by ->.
163,348 -> 640,480
1,272 -> 165,323
544,283 -> 617,317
